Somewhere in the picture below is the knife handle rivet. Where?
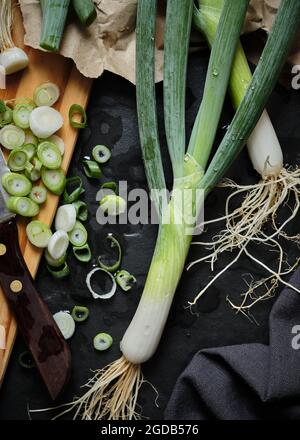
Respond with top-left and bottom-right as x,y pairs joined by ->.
10,280 -> 23,294
0,244 -> 6,256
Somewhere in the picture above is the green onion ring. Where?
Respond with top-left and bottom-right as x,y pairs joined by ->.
47,262 -> 70,279
93,333 -> 113,351
98,234 -> 122,273
71,306 -> 89,323
69,104 -> 87,129
63,176 -> 84,203
115,270 -> 137,292
83,160 -> 102,179
72,200 -> 88,221
72,243 -> 92,262
101,181 -> 118,194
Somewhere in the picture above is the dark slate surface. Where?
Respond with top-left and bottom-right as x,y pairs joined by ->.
0,52 -> 299,420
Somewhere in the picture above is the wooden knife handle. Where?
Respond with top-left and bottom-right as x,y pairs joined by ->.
0,219 -> 71,400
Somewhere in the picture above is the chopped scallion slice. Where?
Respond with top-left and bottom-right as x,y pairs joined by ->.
72,200 -> 88,221
6,196 -> 39,217
98,234 -> 122,273
69,104 -> 87,129
115,270 -> 136,292
92,145 -> 111,164
86,267 -> 117,300
101,181 -> 118,194
99,195 -> 126,216
55,204 -> 77,232
72,243 -> 91,263
69,221 -> 88,246
7,149 -> 28,171
72,0 -> 97,27
93,333 -> 113,351
29,186 -> 47,204
29,106 -> 64,139
41,167 -> 66,195
22,143 -> 37,161
12,99 -> 35,129
34,82 -> 60,107
0,124 -> 25,150
71,306 -> 89,323
53,311 -> 75,340
45,249 -> 67,267
24,130 -> 38,146
0,107 -> 13,127
47,262 -> 70,278
47,230 -> 69,260
46,134 -> 65,155
83,160 -> 101,179
26,220 -> 52,248
63,176 -> 84,203
37,141 -> 62,169
2,172 -> 32,196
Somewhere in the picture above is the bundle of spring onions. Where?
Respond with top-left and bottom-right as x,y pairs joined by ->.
40,0 -> 97,53
0,0 -> 29,74
187,0 -> 300,316
51,0 -> 300,420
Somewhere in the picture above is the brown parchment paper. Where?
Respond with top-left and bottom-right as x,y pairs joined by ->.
19,0 -> 300,84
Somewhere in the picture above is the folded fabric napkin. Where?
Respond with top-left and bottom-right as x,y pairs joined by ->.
165,271 -> 300,420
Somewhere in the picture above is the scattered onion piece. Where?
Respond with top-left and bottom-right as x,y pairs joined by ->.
86,267 -> 117,300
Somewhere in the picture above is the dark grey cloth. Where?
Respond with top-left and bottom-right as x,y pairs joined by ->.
165,272 -> 300,420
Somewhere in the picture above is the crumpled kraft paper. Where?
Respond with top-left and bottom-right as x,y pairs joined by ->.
19,0 -> 300,84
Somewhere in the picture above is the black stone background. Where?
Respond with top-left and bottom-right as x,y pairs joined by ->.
0,49 -> 300,420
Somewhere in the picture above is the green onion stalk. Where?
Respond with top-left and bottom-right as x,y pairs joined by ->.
188,0 -> 300,315
58,0 -> 300,420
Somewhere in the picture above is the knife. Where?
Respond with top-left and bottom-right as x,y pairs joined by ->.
0,148 -> 71,400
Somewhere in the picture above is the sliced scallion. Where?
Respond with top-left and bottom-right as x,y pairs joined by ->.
53,311 -> 75,340
0,124 -> 25,150
55,204 -> 77,232
72,243 -> 91,263
93,333 -> 113,351
12,99 -> 35,129
6,196 -> 39,217
29,106 -> 64,139
41,167 -> 66,195
29,186 -> 47,204
101,181 -> 118,194
92,145 -> 111,164
71,306 -> 89,323
45,249 -> 67,267
98,234 -> 122,273
26,220 -> 52,248
68,221 -> 88,247
69,104 -> 87,129
72,200 -> 88,221
34,82 -> 60,107
26,158 -> 42,182
86,267 -> 117,300
40,0 -> 70,52
0,107 -> 13,128
2,172 -> 32,196
63,176 -> 84,203
47,230 -> 69,260
83,160 -> 101,179
72,0 -> 97,27
115,270 -> 136,292
22,143 -> 37,161
7,149 -> 28,171
46,134 -> 65,155
99,195 -> 126,216
24,130 -> 38,146
37,141 -> 62,169
47,262 -> 70,279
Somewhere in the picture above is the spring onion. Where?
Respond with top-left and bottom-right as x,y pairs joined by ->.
6,196 -> 39,217
26,220 -> 52,248
29,106 -> 64,139
83,160 -> 101,179
0,1 -> 29,74
93,333 -> 113,351
2,172 -> 32,196
40,0 -> 70,52
72,200 -> 88,221
0,106 -> 13,127
33,82 -> 60,107
29,186 -> 47,204
63,176 -> 84,203
47,230 -> 69,260
116,270 -> 136,292
18,351 -> 35,369
71,306 -> 89,323
98,234 -> 122,273
101,181 -> 118,194
7,149 -> 27,171
55,204 -> 77,232
41,167 -> 66,195
86,267 -> 117,300
99,194 -> 126,216
68,221 -> 87,246
47,262 -> 70,279
37,141 -> 62,169
72,243 -> 91,263
0,124 -> 25,150
47,134 -> 65,155
22,143 -> 36,161
69,104 -> 87,129
53,311 -> 75,340
26,158 -> 42,182
12,99 -> 35,129
45,249 -> 67,267
24,130 -> 38,146
92,145 -> 111,164
72,0 -> 97,27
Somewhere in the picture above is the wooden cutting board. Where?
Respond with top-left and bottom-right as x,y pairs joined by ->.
0,3 -> 93,385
